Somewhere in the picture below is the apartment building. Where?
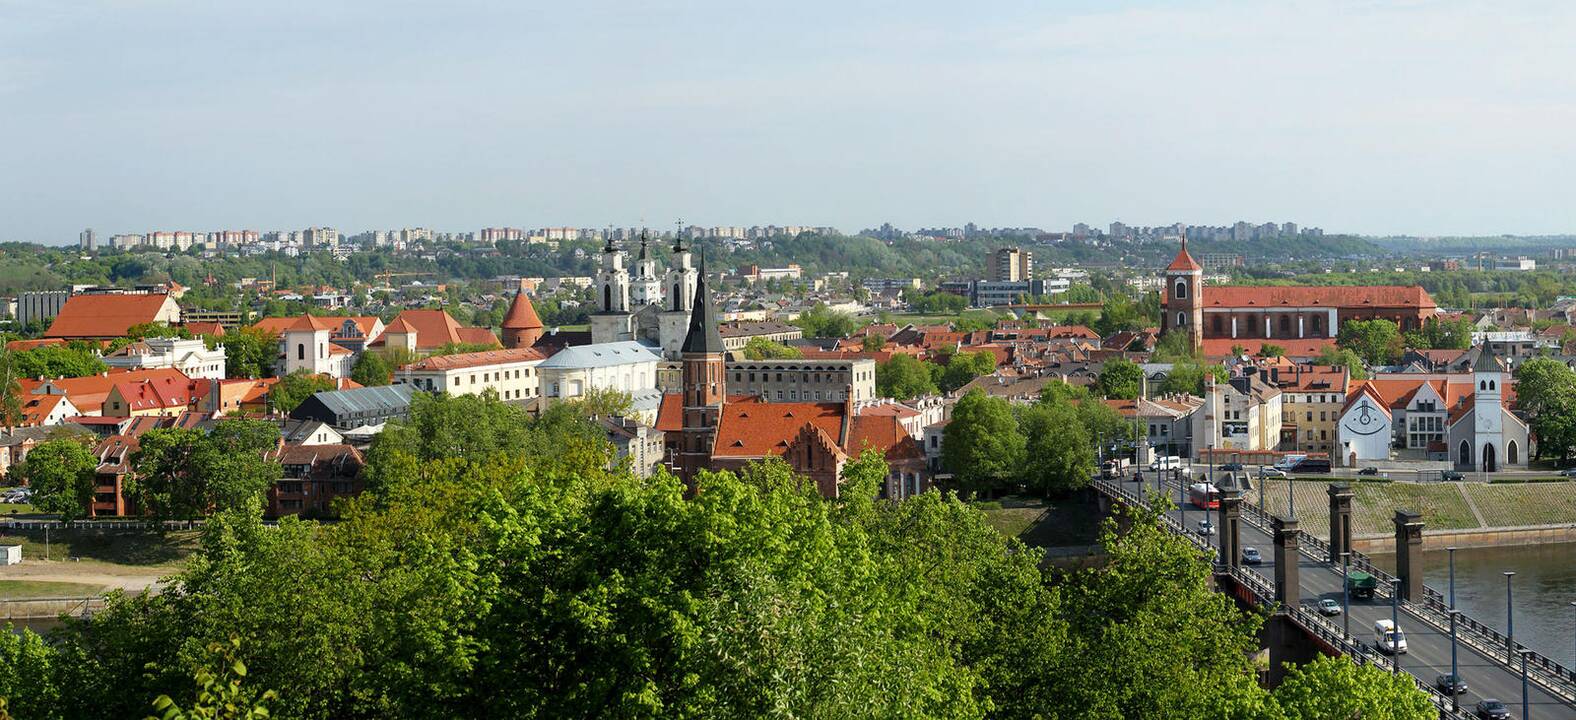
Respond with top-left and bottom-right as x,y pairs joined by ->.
991,247 -> 1033,282
725,358 -> 877,403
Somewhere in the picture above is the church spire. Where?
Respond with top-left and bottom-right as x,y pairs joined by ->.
681,250 -> 725,355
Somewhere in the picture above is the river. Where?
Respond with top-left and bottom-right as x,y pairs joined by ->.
1370,542 -> 1576,666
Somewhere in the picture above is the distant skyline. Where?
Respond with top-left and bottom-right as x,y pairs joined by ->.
6,1 -> 1576,244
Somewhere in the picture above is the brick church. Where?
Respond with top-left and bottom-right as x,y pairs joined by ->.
1160,240 -> 1437,357
656,258 -> 927,498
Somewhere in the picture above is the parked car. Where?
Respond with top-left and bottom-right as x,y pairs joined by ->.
1196,519 -> 1215,536
1357,466 -> 1380,476
1474,699 -> 1511,720
1441,470 -> 1465,481
1435,673 -> 1467,695
1241,547 -> 1261,565
1260,468 -> 1288,479
1317,598 -> 1342,616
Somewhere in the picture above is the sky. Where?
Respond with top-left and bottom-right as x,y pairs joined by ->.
3,0 -> 1576,244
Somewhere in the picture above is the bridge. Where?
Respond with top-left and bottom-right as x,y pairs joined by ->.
1093,475 -> 1576,719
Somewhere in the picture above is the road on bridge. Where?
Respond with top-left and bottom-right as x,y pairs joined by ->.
1115,475 -> 1576,719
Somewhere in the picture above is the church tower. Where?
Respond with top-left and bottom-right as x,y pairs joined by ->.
631,230 -> 662,308
590,236 -> 634,343
1162,238 -> 1204,350
659,229 -> 700,359
678,252 -> 726,482
1471,343 -> 1504,471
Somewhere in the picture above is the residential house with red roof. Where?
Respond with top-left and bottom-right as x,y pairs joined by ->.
371,309 -> 499,352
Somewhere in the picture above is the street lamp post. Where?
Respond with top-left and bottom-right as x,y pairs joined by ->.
1391,578 -> 1401,675
1521,649 -> 1531,720
1505,571 -> 1517,662
1448,546 -> 1459,714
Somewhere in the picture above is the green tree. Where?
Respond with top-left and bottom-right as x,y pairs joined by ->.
267,370 -> 335,414
1316,345 -> 1369,380
0,627 -> 58,719
875,354 -> 939,400
0,346 -> 25,431
937,350 -> 996,393
14,437 -> 98,523
791,303 -> 859,338
1402,316 -> 1474,351
147,638 -> 277,720
741,336 -> 803,360
221,328 -> 278,380
860,333 -> 886,352
129,420 -> 282,521
1272,655 -> 1435,720
349,351 -> 391,386
905,290 -> 967,314
1095,358 -> 1143,400
1160,361 -> 1225,396
11,345 -> 108,379
1151,330 -> 1195,362
1017,402 -> 1094,495
941,389 -> 1024,494
1515,357 -> 1576,461
1258,342 -> 1286,358
1337,318 -> 1402,366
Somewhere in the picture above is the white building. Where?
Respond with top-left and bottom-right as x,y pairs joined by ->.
279,315 -> 354,379
393,347 -> 546,403
104,337 -> 227,380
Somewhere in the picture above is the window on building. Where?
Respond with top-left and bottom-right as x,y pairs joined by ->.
1174,279 -> 1188,299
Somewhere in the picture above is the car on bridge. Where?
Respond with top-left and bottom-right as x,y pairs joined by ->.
1241,547 -> 1261,564
1259,467 -> 1288,479
1196,519 -> 1215,536
1473,698 -> 1511,719
1219,462 -> 1244,472
1434,673 -> 1467,696
1373,619 -> 1407,654
1442,470 -> 1465,481
1317,598 -> 1342,616
1357,466 -> 1380,476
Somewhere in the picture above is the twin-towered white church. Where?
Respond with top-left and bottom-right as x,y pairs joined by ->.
589,232 -> 704,360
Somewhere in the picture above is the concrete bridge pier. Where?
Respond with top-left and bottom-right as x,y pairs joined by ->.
1219,488 -> 1243,568
1393,510 -> 1424,601
1272,516 -> 1301,607
1265,612 -> 1326,688
1327,483 -> 1353,564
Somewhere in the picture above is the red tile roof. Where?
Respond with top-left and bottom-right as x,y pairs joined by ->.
375,309 -> 500,350
184,321 -> 226,336
25,368 -> 191,415
501,292 -> 544,330
400,347 -> 546,371
1166,242 -> 1202,272
44,294 -> 179,339
109,376 -> 210,413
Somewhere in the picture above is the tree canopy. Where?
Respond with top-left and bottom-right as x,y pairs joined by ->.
13,436 -> 98,523
875,354 -> 939,400
791,303 -> 860,338
267,371 -> 335,414
1094,358 -> 1143,400
741,336 -> 803,360
0,391 -> 1436,719
1336,319 -> 1402,366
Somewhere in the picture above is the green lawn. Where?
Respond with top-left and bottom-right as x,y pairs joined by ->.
1254,480 -> 1478,536
1464,481 -> 1576,527
0,502 -> 42,517
0,529 -> 198,567
0,580 -> 108,600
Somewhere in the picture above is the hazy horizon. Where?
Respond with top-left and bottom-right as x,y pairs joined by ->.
5,1 -> 1576,243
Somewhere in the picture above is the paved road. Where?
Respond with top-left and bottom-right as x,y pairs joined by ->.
1116,475 -> 1576,719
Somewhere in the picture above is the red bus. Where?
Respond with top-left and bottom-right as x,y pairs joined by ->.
1188,482 -> 1220,510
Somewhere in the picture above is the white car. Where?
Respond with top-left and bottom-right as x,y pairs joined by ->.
1260,468 -> 1288,479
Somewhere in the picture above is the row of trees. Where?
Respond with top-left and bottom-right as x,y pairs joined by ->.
942,384 -> 1139,496
0,391 -> 1434,719
14,419 -> 283,523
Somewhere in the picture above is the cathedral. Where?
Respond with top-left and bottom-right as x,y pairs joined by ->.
589,230 -> 701,360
